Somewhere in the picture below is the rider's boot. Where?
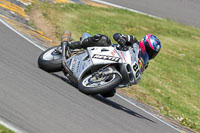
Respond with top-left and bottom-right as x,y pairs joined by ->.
67,37 -> 94,49
67,37 -> 95,49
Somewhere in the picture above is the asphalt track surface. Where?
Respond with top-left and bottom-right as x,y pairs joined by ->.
0,20 -> 181,132
101,0 -> 200,28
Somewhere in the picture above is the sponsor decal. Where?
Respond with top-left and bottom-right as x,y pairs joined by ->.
120,52 -> 127,62
138,58 -> 143,72
92,54 -> 120,62
76,61 -> 80,73
81,62 -> 86,70
131,54 -> 134,62
70,59 -> 76,71
66,59 -> 72,67
111,49 -> 117,56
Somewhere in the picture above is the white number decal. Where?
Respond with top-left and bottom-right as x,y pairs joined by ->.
132,62 -> 140,78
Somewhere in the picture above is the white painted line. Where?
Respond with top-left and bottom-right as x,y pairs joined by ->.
0,18 -> 46,51
116,94 -> 181,132
0,17 -> 180,133
0,120 -> 19,133
0,118 -> 25,133
90,0 -> 162,19
0,18 -> 44,133
87,2 -> 180,131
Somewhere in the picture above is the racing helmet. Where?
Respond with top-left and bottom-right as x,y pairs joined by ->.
140,34 -> 161,60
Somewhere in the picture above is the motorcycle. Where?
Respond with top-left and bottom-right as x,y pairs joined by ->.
38,31 -> 141,97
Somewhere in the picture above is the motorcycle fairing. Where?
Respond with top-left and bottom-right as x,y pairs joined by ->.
87,47 -> 123,65
65,44 -> 141,86
65,51 -> 93,81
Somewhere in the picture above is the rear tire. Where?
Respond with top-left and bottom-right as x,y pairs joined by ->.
38,46 -> 62,72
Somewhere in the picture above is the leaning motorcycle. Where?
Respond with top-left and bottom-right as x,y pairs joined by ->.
38,31 -> 141,97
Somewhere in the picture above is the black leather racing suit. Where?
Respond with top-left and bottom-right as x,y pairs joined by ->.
70,33 -> 149,71
70,33 -> 137,49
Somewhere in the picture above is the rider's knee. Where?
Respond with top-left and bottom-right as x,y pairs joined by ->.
82,34 -> 111,48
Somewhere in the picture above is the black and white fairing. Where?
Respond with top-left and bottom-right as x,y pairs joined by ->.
65,43 -> 141,86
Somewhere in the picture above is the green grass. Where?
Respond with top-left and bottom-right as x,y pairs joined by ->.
0,125 -> 14,133
27,2 -> 200,132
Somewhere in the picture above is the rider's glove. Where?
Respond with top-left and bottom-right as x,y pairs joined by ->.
113,33 -> 127,46
118,36 -> 127,46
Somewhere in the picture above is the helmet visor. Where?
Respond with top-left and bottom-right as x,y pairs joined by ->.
145,42 -> 159,60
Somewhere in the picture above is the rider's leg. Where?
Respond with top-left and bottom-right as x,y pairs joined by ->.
67,34 -> 112,49
81,34 -> 112,48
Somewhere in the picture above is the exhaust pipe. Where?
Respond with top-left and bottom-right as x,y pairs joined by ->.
61,41 -> 78,84
61,30 -> 78,83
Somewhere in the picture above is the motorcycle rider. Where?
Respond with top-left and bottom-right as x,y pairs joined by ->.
112,33 -> 161,73
64,32 -> 161,97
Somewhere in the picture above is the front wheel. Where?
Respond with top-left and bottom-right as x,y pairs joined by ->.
78,67 -> 121,95
38,46 -> 62,72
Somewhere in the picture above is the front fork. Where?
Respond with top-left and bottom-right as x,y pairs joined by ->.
92,66 -> 122,80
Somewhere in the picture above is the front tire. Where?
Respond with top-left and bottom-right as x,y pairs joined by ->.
38,46 -> 62,72
78,69 -> 121,95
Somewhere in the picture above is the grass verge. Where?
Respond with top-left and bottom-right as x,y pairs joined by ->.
27,2 -> 200,132
0,124 -> 14,133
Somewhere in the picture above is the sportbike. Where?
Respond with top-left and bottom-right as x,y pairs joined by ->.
38,32 -> 141,97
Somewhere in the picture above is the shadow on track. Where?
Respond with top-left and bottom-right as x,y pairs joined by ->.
52,73 -> 77,87
92,95 -> 156,124
52,73 -> 156,124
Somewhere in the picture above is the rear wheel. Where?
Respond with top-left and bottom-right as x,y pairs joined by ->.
78,67 -> 121,95
38,46 -> 62,72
